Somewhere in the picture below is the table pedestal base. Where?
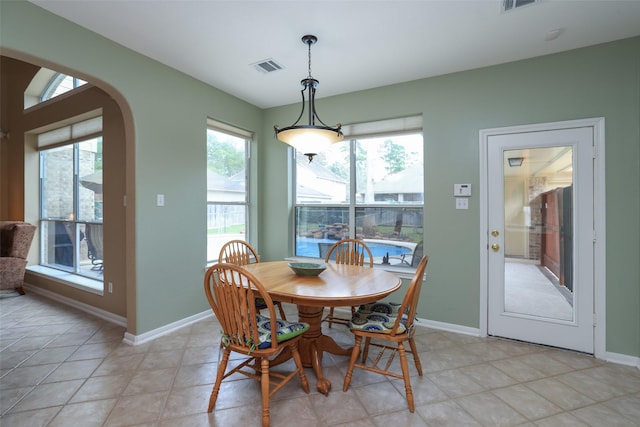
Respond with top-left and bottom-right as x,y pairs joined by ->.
295,305 -> 352,394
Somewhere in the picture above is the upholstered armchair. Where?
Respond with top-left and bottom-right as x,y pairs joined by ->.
0,221 -> 36,294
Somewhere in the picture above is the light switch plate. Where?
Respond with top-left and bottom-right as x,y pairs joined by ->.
156,194 -> 165,206
456,198 -> 469,209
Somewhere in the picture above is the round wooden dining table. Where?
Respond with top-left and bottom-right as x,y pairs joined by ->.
243,260 -> 401,395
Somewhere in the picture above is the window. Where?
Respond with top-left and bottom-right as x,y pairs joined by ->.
24,69 -> 87,109
41,73 -> 87,102
38,117 -> 103,282
295,116 -> 424,268
206,120 -> 251,262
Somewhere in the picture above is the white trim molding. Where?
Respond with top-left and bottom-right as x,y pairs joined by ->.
24,284 -> 126,327
123,310 -> 213,346
604,352 -> 640,369
415,318 -> 481,337
24,284 -> 638,369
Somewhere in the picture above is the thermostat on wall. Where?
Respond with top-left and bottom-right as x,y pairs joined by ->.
454,184 -> 471,197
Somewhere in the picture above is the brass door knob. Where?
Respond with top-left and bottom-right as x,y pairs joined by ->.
491,230 -> 500,237
491,243 -> 500,251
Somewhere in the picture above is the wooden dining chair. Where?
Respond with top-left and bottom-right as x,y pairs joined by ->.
322,238 -> 374,328
219,240 -> 287,320
204,263 -> 310,427
343,255 -> 429,413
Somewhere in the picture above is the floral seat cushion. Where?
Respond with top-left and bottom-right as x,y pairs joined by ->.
348,302 -> 407,334
357,302 -> 402,316
255,315 -> 309,349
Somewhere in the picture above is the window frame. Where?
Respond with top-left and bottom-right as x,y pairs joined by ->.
206,120 -> 252,263
40,73 -> 87,103
37,132 -> 104,290
293,117 -> 424,271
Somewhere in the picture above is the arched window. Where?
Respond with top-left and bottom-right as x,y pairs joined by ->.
25,67 -> 102,292
24,67 -> 87,109
41,73 -> 87,102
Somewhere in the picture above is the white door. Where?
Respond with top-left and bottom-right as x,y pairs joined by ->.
485,126 -> 595,353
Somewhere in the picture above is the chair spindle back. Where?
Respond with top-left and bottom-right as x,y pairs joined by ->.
325,238 -> 373,267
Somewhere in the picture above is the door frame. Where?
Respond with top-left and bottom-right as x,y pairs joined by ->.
479,117 -> 606,358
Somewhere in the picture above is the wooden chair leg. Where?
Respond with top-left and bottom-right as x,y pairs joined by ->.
326,307 -> 335,328
361,337 -> 372,363
276,302 -> 287,320
343,335 -> 362,391
261,358 -> 270,427
209,348 -> 230,412
398,342 -> 415,413
408,337 -> 423,375
289,342 -> 310,393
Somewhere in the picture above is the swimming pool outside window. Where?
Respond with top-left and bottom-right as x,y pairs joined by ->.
294,118 -> 424,267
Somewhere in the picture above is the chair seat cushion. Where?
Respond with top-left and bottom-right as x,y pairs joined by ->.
349,302 -> 406,334
255,315 -> 309,349
357,302 -> 402,316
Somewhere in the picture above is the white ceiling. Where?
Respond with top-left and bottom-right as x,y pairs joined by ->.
28,0 -> 640,109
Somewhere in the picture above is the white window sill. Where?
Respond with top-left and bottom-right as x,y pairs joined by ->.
26,265 -> 104,296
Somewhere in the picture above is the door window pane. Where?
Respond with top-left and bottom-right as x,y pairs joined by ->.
503,146 -> 574,321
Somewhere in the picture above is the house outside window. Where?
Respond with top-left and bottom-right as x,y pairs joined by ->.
295,116 -> 424,268
206,120 -> 251,262
38,117 -> 103,282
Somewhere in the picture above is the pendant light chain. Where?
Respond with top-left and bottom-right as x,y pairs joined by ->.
307,39 -> 313,79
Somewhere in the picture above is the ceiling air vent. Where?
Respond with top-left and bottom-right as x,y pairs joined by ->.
252,59 -> 284,74
502,0 -> 539,12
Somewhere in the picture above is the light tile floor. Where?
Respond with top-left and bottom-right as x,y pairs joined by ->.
1,293 -> 639,426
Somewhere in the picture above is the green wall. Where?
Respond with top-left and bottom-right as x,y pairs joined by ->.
263,38 -> 640,357
2,1 -> 638,358
1,1 -> 264,334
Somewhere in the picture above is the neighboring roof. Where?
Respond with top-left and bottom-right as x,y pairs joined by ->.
373,163 -> 424,194
207,169 -> 244,192
296,156 -> 346,183
296,185 -> 332,200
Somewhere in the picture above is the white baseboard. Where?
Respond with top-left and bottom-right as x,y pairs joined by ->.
604,351 -> 640,369
414,317 -> 481,337
122,310 -> 213,346
22,288 -> 639,369
23,284 -> 127,327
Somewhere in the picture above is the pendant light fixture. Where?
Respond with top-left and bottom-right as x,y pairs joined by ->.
274,35 -> 343,162
508,157 -> 524,167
